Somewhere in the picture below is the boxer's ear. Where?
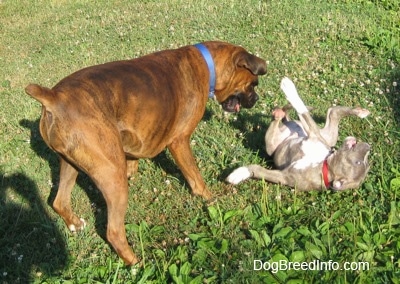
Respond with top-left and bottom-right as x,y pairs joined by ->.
236,52 -> 267,75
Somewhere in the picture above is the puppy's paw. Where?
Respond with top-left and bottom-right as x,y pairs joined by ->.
272,108 -> 285,120
353,107 -> 370,118
226,167 -> 252,185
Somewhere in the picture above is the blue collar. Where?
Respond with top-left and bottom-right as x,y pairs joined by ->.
194,43 -> 216,98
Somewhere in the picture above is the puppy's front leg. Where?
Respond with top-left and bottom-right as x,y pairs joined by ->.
265,108 -> 287,156
168,138 -> 213,200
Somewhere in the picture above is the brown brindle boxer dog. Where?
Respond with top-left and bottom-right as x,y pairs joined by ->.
25,41 -> 267,265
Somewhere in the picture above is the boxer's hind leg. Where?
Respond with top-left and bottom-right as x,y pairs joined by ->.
53,157 -> 86,232
89,160 -> 139,265
54,127 -> 138,265
79,137 -> 138,265
320,106 -> 370,147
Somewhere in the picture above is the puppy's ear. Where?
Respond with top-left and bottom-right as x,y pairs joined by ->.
341,136 -> 357,149
236,51 -> 267,75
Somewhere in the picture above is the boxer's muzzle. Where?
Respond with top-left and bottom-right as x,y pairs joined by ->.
221,92 -> 259,113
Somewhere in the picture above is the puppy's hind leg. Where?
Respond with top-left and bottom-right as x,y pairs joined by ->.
226,166 -> 253,185
280,77 -> 308,115
247,165 -> 287,185
226,165 -> 287,185
320,106 -> 370,147
280,77 -> 328,144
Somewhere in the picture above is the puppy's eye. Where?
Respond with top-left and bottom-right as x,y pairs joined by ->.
355,161 -> 362,165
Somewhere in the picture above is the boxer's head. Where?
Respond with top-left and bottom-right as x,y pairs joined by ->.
206,42 -> 267,113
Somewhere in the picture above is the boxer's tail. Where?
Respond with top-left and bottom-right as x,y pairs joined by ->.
25,84 -> 56,107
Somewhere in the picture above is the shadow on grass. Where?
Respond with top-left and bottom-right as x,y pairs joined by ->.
233,112 -> 267,153
18,119 -> 110,264
0,171 -> 68,282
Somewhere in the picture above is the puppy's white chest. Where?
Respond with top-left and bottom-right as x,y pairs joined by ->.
293,140 -> 330,170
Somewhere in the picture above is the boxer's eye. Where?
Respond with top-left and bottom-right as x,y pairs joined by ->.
248,81 -> 258,91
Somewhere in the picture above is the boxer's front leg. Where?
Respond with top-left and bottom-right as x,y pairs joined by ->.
168,137 -> 212,200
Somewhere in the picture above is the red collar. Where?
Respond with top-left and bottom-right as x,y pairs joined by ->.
322,159 -> 330,188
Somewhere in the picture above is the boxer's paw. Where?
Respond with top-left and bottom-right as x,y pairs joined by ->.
353,107 -> 370,118
68,218 -> 87,233
226,167 -> 252,185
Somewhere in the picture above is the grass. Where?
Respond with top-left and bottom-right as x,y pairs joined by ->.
0,0 -> 399,283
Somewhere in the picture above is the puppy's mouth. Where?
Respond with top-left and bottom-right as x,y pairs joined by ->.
221,95 -> 241,113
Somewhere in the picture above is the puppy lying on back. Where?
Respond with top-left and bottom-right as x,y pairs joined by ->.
227,77 -> 370,191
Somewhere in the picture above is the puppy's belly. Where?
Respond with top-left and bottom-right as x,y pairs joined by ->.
292,140 -> 330,170
283,120 -> 306,138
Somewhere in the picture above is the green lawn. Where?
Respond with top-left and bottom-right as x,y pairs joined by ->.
0,0 -> 399,283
